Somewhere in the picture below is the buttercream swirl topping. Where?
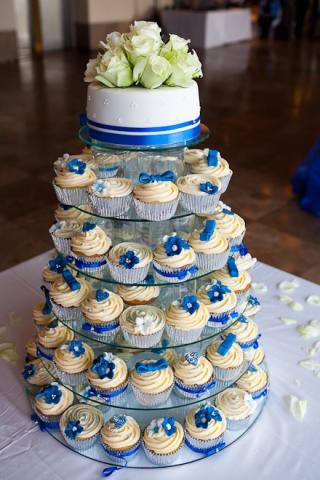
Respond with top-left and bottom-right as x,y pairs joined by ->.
206,339 -> 244,368
54,159 -> 96,188
154,233 -> 195,268
54,203 -> 92,222
210,268 -> 251,292
37,323 -> 74,349
87,352 -> 128,389
101,415 -> 141,450
197,281 -> 237,314
144,418 -> 184,454
54,341 -> 94,373
133,178 -> 179,204
236,366 -> 268,393
116,284 -> 160,304
215,387 -> 256,420
185,402 -> 226,440
173,354 -> 213,386
49,220 -> 82,238
191,153 -> 231,179
50,276 -> 91,307
166,298 -> 209,330
209,202 -> 245,239
90,177 -> 133,198
120,305 -> 165,335
130,359 -> 173,394
71,224 -> 111,257
81,288 -> 123,324
60,404 -> 103,440
189,225 -> 229,254
177,174 -> 221,196
108,242 -> 152,268
224,319 -> 259,344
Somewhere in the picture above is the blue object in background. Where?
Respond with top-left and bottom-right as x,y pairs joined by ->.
292,136 -> 320,217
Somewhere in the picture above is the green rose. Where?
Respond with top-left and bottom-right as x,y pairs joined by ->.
123,33 -> 161,65
164,50 -> 202,87
133,55 -> 172,89
95,55 -> 133,88
160,34 -> 190,56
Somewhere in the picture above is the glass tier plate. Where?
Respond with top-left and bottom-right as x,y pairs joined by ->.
79,124 -> 210,152
26,386 -> 267,469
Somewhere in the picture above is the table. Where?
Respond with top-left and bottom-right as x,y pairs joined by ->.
1,252 -> 320,480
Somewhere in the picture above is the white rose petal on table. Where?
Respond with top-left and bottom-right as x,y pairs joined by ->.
306,295 -> 320,307
279,317 -> 298,326
299,359 -> 320,378
303,340 -> 320,357
252,282 -> 268,293
288,395 -> 307,421
279,296 -> 303,311
297,320 -> 320,339
278,279 -> 299,293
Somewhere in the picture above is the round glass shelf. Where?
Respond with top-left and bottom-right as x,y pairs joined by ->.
79,124 -> 210,152
26,387 -> 267,469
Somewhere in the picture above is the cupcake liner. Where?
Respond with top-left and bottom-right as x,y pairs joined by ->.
36,344 -> 55,361
219,171 -> 233,194
165,324 -> 204,344
185,430 -> 225,452
24,382 -> 44,395
122,327 -> 164,348
51,301 -> 82,324
94,165 -> 120,179
179,191 -> 221,214
86,382 -> 128,406
53,182 -> 90,206
32,404 -> 61,427
142,441 -> 183,465
173,376 -> 216,399
212,362 -> 244,382
101,440 -> 141,465
130,383 -> 173,406
107,260 -> 150,284
226,415 -> 252,431
50,234 -> 71,256
88,192 -> 132,217
72,253 -> 107,273
54,367 -> 87,387
228,230 -> 246,247
204,310 -> 238,335
234,288 -> 251,304
133,196 -> 179,221
250,381 -> 269,400
62,431 -> 100,451
237,334 -> 261,352
81,319 -> 120,342
195,248 -> 230,271
153,260 -> 197,284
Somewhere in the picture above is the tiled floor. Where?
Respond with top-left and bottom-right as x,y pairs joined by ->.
1,40 -> 320,282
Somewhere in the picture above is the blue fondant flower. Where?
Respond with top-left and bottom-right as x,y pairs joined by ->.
64,420 -> 83,440
217,333 -> 237,356
206,281 -> 231,303
22,363 -> 35,380
66,159 -> 86,175
222,207 -> 234,215
82,222 -> 96,233
119,250 -> 139,269
62,269 -> 80,291
164,235 -> 190,257
238,243 -> 249,256
144,274 -> 155,285
239,314 -> 248,323
112,415 -> 127,429
199,220 -> 216,241
199,181 -> 219,195
248,295 -> 260,306
36,384 -> 62,405
161,417 -> 176,437
48,255 -> 67,273
91,354 -> 115,379
195,404 -> 222,429
92,179 -> 106,193
184,352 -> 200,366
227,257 -> 239,278
40,285 -> 52,315
207,149 -> 219,167
139,170 -> 176,184
95,289 -> 110,302
181,295 -> 200,314
67,340 -> 85,357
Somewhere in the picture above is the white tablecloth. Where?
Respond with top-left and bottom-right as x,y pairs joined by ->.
1,252 -> 320,480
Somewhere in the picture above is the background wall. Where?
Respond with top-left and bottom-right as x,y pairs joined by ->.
0,0 -> 18,61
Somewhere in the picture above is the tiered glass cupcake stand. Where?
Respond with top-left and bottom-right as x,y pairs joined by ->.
26,125 -> 268,472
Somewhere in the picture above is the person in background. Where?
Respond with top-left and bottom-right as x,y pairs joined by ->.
258,0 -> 283,38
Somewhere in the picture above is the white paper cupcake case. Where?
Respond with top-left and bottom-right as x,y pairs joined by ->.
88,383 -> 128,406
36,344 -> 55,360
225,414 -> 252,431
72,253 -> 107,273
82,322 -> 120,342
195,248 -> 230,271
88,193 -> 132,217
133,197 -> 180,221
53,182 -> 90,206
130,383 -> 173,406
50,234 -> 71,256
228,230 -> 246,247
250,381 -> 269,400
107,260 -> 150,284
94,166 -> 120,179
51,301 -> 82,324
101,441 -> 141,465
173,377 -> 216,399
153,260 -> 196,284
165,324 -> 204,344
62,431 -> 100,451
122,328 -> 164,348
32,404 -> 61,427
179,191 -> 221,214
54,367 -> 87,387
142,442 -> 183,466
219,171 -> 233,194
212,363 -> 244,382
185,430 -> 225,452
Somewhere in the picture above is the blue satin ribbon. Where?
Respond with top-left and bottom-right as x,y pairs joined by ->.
102,466 -> 123,477
139,170 -> 176,184
185,438 -> 226,455
175,378 -> 216,395
153,264 -> 198,280
98,165 -> 119,173
75,258 -> 107,269
102,441 -> 141,458
238,334 -> 261,350
252,387 -> 269,400
36,347 -> 53,361
82,321 -> 119,334
87,383 -> 128,401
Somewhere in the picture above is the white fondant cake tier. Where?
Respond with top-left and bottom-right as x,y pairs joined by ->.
86,81 -> 201,147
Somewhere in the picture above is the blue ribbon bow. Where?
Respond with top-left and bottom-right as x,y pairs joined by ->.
139,170 -> 176,184
217,333 -> 237,356
48,255 -> 67,273
200,219 -> 216,241
135,358 -> 168,375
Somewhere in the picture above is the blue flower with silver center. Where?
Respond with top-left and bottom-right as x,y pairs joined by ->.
36,384 -> 62,405
65,420 -> 83,440
66,159 -> 86,175
67,340 -> 85,357
82,222 -> 96,233
248,295 -> 260,306
119,250 -> 139,269
95,289 -> 110,302
164,235 -> 190,257
195,404 -> 222,429
199,181 -> 219,195
22,363 -> 35,380
91,353 -> 115,379
48,255 -> 67,273
112,415 -> 127,429
181,295 -> 199,314
162,417 -> 176,437
207,281 -> 231,303
184,352 -> 201,366
92,179 -> 106,193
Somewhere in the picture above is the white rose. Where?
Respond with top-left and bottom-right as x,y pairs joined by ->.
95,55 -> 133,88
160,34 -> 190,56
130,21 -> 162,39
84,58 -> 99,83
133,54 -> 172,89
123,33 -> 161,65
164,50 -> 202,87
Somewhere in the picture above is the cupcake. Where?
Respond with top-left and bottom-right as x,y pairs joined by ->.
33,382 -> 74,428
161,348 -> 178,367
53,339 -> 94,386
188,220 -> 230,270
143,417 -> 184,465
230,243 -> 257,272
183,147 -> 205,172
130,358 -> 174,406
22,359 -> 55,393
53,157 -> 96,206
120,305 -> 165,348
215,387 -> 256,430
197,280 -> 238,333
236,365 -> 269,400
244,295 -> 261,320
25,338 -> 40,361
86,352 -> 128,405
185,402 -> 226,453
206,334 -> 244,381
88,178 -> 133,217
252,344 -> 265,367
54,203 -> 92,223
107,242 -> 153,284
60,404 -> 104,451
133,170 -> 179,221
54,152 -> 95,173
116,275 -> 160,305
81,288 -> 123,340
93,153 -> 121,178
49,220 -> 82,255
210,258 -> 252,303
173,352 -> 215,399
100,415 -> 141,464
32,287 -> 56,332
153,233 -> 197,283
36,320 -> 74,360
70,222 -> 111,272
42,255 -> 67,286
190,149 -> 233,194
222,317 -> 260,361
208,202 -> 246,246
165,295 -> 209,343
177,174 -> 221,214
50,270 -> 91,323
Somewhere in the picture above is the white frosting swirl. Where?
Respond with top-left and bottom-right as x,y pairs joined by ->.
133,181 -> 178,203
116,284 -> 160,305
120,305 -> 165,335
50,276 -> 91,308
37,324 -> 74,349
81,289 -> 123,324
223,319 -> 259,343
143,419 -> 184,454
25,359 -> 55,386
206,340 -> 244,368
165,300 -> 209,329
108,242 -> 153,268
233,252 -> 257,272
71,225 -> 111,257
177,174 -> 221,196
197,283 -> 237,314
25,338 -> 38,358
189,228 -> 229,254
173,355 -> 213,385
60,404 -> 104,440
209,204 -> 245,239
184,147 -> 205,164
32,302 -> 56,326
245,302 -> 261,317
42,265 -> 61,284
185,404 -> 226,440
34,383 -> 74,416
101,416 -> 141,450
54,163 -> 96,188
89,177 -> 133,198
210,268 -> 251,293
54,204 -> 92,222
236,366 -> 268,393
191,155 -> 231,179
153,235 -> 195,269
54,341 -> 94,373
49,220 -> 82,239
130,360 -> 174,394
215,387 -> 256,420
86,353 -> 128,389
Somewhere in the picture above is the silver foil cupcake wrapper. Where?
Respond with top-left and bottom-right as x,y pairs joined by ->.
226,415 -> 251,431
107,260 -> 150,284
185,430 -> 225,451
179,191 -> 221,214
81,319 -> 120,342
165,324 -> 204,344
53,182 -> 90,206
195,248 -> 230,271
130,383 -> 173,406
133,197 -> 179,221
62,431 -> 100,451
228,230 -> 246,247
71,253 -> 107,273
32,404 -> 61,426
51,301 -> 82,323
153,260 -> 197,284
212,362 -> 244,382
88,192 -> 132,217
54,367 -> 87,387
86,382 -> 128,406
50,234 -> 71,256
173,377 -> 216,399
142,441 -> 183,466
101,439 -> 141,465
219,171 -> 233,194
94,165 -> 120,179
122,327 -> 164,348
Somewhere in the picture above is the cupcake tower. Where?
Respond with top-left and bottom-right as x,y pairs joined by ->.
23,145 -> 268,469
